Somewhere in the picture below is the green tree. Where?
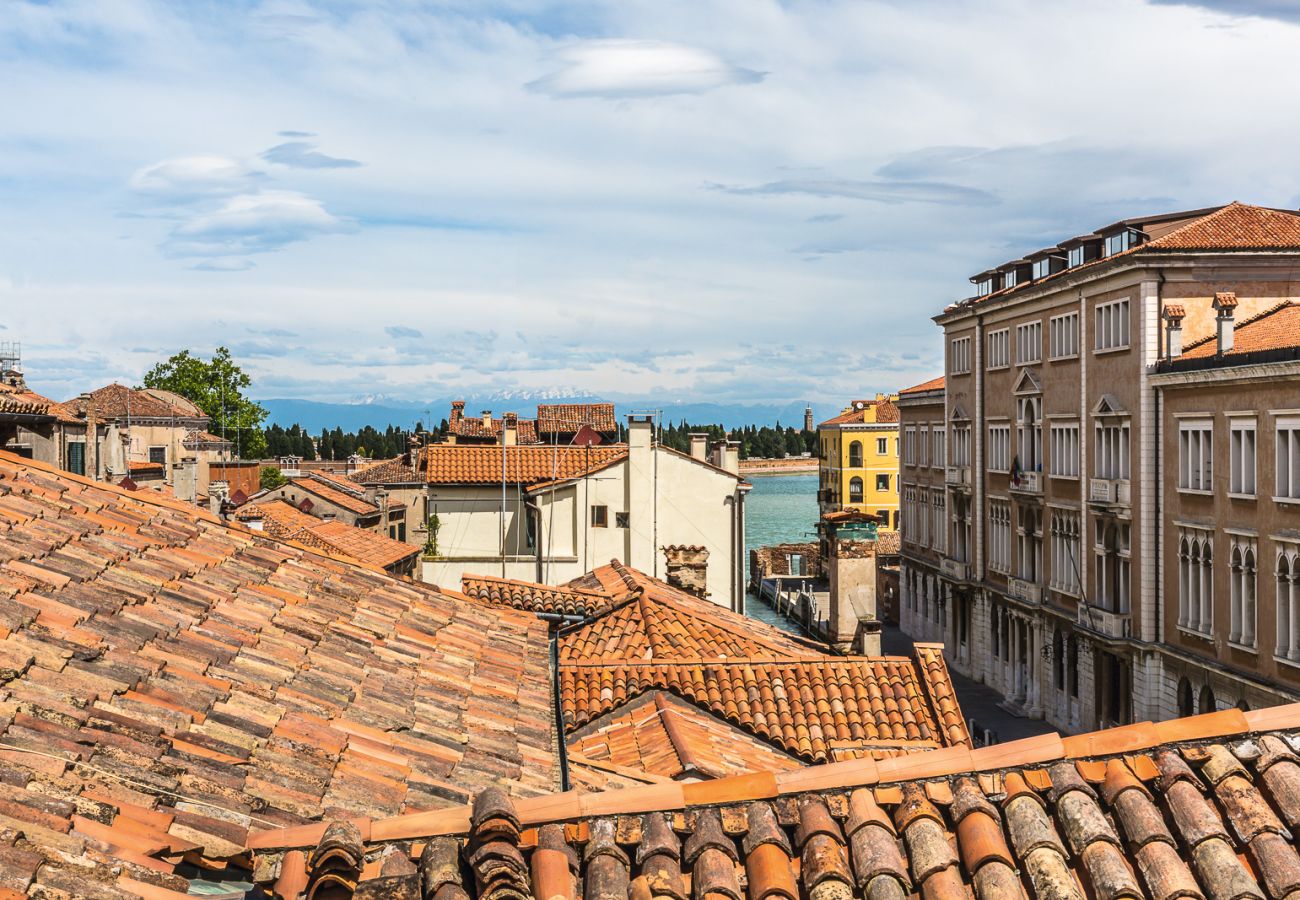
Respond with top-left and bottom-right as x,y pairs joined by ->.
142,347 -> 268,459
259,466 -> 287,491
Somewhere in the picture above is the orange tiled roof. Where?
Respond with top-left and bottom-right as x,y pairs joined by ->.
0,450 -> 558,893
536,402 -> 617,435
249,701 -> 1300,900
0,379 -> 70,421
461,574 -> 621,618
65,382 -> 208,420
449,413 -> 541,444
350,456 -> 422,484
127,459 -> 164,474
899,375 -> 945,395
566,691 -> 802,781
1182,300 -> 1300,359
235,499 -> 418,569
818,397 -> 900,428
182,428 -> 231,445
876,529 -> 901,555
422,444 -> 627,487
290,474 -> 380,516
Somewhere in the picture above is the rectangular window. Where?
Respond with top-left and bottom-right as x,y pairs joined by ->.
1004,269 -> 1018,289
1229,419 -> 1256,496
903,427 -> 916,466
591,505 -> 608,527
1105,230 -> 1137,256
876,437 -> 888,455
986,329 -> 1010,369
976,278 -> 994,297
988,501 -> 1011,574
988,424 -> 1011,473
615,511 -> 630,528
933,428 -> 946,468
1178,420 -> 1213,491
1094,421 -> 1131,480
931,492 -> 946,553
148,446 -> 167,465
1049,423 -> 1080,478
1094,521 -> 1131,613
1049,510 -> 1081,595
66,442 -> 86,476
950,337 -> 971,374
1049,312 -> 1079,359
950,425 -> 971,467
1017,507 -> 1042,583
1094,299 -> 1130,351
1068,246 -> 1085,267
1016,321 -> 1042,364
1031,258 -> 1051,280
875,474 -> 889,492
1277,418 -> 1300,500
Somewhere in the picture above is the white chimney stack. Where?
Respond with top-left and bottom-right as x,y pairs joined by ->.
688,433 -> 708,461
1214,292 -> 1238,356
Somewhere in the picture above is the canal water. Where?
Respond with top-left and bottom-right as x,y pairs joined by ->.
743,473 -> 818,634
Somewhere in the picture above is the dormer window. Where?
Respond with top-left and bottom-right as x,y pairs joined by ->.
1068,246 -> 1085,267
1003,269 -> 1018,289
976,278 -> 994,297
1104,229 -> 1140,256
1031,255 -> 1065,281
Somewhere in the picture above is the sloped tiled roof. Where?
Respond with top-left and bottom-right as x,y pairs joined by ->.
449,414 -> 541,444
65,383 -> 208,421
349,456 -> 422,485
289,475 -> 380,516
251,702 -> 1300,900
0,380 -> 72,421
566,691 -> 802,782
234,500 -> 418,570
422,444 -> 627,487
181,428 -> 230,445
899,375 -> 945,395
1182,300 -> 1300,359
536,403 -> 617,435
818,397 -> 900,428
461,574 -> 621,618
0,451 -> 558,893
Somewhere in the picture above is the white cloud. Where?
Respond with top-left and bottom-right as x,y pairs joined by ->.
128,155 -> 261,202
528,39 -> 764,98
165,190 -> 350,257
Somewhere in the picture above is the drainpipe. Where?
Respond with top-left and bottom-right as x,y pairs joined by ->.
550,636 -> 571,792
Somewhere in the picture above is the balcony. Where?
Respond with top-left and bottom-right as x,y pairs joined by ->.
939,557 -> 970,583
1010,471 -> 1042,495
945,466 -> 970,489
1008,577 -> 1043,604
1077,604 -> 1131,640
1088,478 -> 1131,509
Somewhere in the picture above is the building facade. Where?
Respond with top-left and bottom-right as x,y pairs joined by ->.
817,394 -> 900,530
899,202 -> 1300,734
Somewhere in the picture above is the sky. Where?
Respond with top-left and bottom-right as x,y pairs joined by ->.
3,0 -> 1299,408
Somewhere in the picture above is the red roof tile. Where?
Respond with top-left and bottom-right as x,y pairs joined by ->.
65,383 -> 208,421
422,444 -> 627,487
349,457 -> 422,485
1182,301 -> 1300,359
289,475 -> 380,516
818,398 -> 900,428
234,500 -> 418,569
899,375 -> 945,395
461,574 -> 620,618
536,403 -> 617,436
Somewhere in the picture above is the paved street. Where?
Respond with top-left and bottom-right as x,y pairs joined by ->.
882,624 -> 1059,745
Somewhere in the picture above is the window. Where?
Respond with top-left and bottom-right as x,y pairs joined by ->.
1277,418 -> 1300,500
876,509 -> 888,524
1094,521 -> 1130,613
1016,321 -> 1042,364
1094,421 -> 1130,480
1068,245 -> 1085,267
1229,538 -> 1257,647
591,505 -> 608,527
1049,510 -> 1081,595
787,552 -> 805,576
918,427 -> 929,467
950,494 -> 971,563
1049,312 -> 1079,359
1004,269 -> 1019,289
1017,507 -> 1042,583
148,446 -> 166,465
987,329 -> 1010,369
932,428 -> 946,468
903,428 -> 916,466
1017,397 -> 1043,473
876,437 -> 888,455
951,425 -> 971,467
615,511 -> 630,528
1104,229 -> 1138,256
66,442 -> 85,476
976,278 -> 994,297
1094,299 -> 1130,351
1229,419 -> 1256,496
1277,546 -> 1300,660
849,477 -> 864,503
988,501 -> 1011,573
931,492 -> 946,553
848,441 -> 863,468
1178,528 -> 1214,634
875,474 -> 889,492
949,337 -> 971,374
1178,420 -> 1213,491
1049,423 -> 1080,478
988,424 -> 1011,473
1031,258 -> 1053,280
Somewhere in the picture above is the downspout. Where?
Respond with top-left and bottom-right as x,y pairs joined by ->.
550,635 -> 570,791
1154,269 -> 1165,648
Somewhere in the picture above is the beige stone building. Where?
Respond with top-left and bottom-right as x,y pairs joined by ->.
899,202 -> 1300,733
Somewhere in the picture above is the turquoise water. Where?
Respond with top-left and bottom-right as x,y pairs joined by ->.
744,474 -> 818,632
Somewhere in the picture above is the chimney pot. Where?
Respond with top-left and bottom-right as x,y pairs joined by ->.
481,410 -> 492,429
1214,293 -> 1237,356
688,433 -> 708,461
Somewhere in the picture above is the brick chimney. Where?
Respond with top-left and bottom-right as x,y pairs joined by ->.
1162,304 -> 1185,360
1214,292 -> 1238,356
663,545 -> 709,599
688,433 -> 708,461
503,413 -> 518,447
450,401 -> 465,426
79,392 -> 98,480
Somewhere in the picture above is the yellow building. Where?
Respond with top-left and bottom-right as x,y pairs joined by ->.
817,393 -> 900,529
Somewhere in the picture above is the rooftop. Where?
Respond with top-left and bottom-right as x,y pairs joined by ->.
422,444 -> 627,487
898,375 -> 945,395
235,499 -> 419,570
64,383 -> 209,421
283,474 -> 380,517
536,402 -> 618,436
1182,300 -> 1300,360
818,396 -> 901,428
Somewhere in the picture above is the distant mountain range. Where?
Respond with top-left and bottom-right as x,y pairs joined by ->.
260,396 -> 848,433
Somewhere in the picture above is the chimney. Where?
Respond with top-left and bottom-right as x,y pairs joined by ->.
1214,292 -> 1238,356
627,415 -> 653,452
450,401 -> 464,425
688,433 -> 708,461
503,413 -> 518,447
481,410 -> 493,429
79,392 -> 98,480
723,440 -> 740,476
663,545 -> 709,599
405,433 -> 419,466
1162,304 -> 1185,360
377,487 -> 390,532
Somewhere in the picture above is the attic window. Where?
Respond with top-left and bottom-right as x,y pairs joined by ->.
1004,269 -> 1018,289
1104,229 -> 1140,256
1031,257 -> 1063,280
1068,246 -> 1085,267
976,278 -> 994,297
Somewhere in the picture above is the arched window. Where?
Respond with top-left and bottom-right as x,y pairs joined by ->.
848,441 -> 863,468
1198,684 -> 1216,715
849,477 -> 864,504
1177,678 -> 1194,718
1280,552 -> 1300,660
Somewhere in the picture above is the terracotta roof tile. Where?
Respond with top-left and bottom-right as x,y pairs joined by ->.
0,449 -> 558,892
65,384 -> 207,421
461,574 -> 619,618
818,398 -> 900,428
536,403 -> 617,436
349,457 -> 422,485
290,475 -> 380,516
449,413 -> 541,444
264,700 -> 1300,900
1182,301 -> 1300,359
898,375 -> 945,395
423,445 -> 627,487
